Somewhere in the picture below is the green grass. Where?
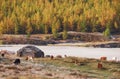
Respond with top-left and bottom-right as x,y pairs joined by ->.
0,40 -> 3,45
1,57 -> 120,79
34,57 -> 120,79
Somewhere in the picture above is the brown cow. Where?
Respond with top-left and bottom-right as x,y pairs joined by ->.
98,62 -> 103,69
50,55 -> 54,60
25,56 -> 33,62
100,57 -> 107,61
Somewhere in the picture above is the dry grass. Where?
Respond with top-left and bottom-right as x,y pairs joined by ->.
6,66 -> 18,70
6,76 -> 52,79
0,57 -> 119,79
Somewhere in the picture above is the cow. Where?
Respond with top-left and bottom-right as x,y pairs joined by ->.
98,62 -> 103,69
1,53 -> 5,57
100,57 -> 107,61
45,55 -> 51,58
50,55 -> 54,60
25,56 -> 33,62
14,58 -> 21,65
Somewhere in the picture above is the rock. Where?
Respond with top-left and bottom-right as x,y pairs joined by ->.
45,73 -> 53,76
27,39 -> 47,45
45,39 -> 56,44
17,46 -> 44,58
56,55 -> 62,58
95,42 -> 120,48
45,55 -> 51,58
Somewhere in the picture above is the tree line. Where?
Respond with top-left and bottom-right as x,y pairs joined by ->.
0,0 -> 120,38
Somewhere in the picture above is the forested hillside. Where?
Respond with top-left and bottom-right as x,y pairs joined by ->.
0,0 -> 120,36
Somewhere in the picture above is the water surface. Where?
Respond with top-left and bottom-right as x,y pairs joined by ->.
0,45 -> 120,60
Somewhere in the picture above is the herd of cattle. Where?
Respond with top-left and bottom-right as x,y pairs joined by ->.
0,49 -> 119,69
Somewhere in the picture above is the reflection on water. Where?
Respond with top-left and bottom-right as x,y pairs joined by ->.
0,45 -> 120,60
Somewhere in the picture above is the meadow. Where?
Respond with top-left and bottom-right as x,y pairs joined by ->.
0,55 -> 120,79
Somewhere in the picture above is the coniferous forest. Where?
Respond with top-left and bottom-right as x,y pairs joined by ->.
0,0 -> 120,36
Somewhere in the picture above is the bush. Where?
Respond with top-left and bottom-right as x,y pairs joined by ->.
103,27 -> 110,38
62,30 -> 68,40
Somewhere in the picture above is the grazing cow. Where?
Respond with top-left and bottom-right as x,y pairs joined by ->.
1,53 -> 5,57
50,55 -> 54,60
100,57 -> 107,61
25,56 -> 33,62
98,62 -> 103,69
14,58 -> 21,65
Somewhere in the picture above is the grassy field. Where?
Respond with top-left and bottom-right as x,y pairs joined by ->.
0,56 -> 119,79
35,57 -> 120,79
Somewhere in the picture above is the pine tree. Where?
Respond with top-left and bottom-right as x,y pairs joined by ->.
52,22 -> 59,39
103,27 -> 110,38
52,26 -> 58,39
0,21 -> 4,35
62,22 -> 68,40
26,18 -> 32,38
80,20 -> 86,32
103,22 -> 111,38
0,0 -> 119,34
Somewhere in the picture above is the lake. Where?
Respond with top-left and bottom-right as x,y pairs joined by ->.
0,45 -> 120,60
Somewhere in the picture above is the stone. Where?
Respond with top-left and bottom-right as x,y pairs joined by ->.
17,46 -> 44,58
45,73 -> 53,76
56,55 -> 62,58
45,55 -> 51,58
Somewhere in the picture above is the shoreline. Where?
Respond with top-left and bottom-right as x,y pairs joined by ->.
0,33 -> 120,48
50,41 -> 120,48
0,44 -> 120,61
0,40 -> 120,48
